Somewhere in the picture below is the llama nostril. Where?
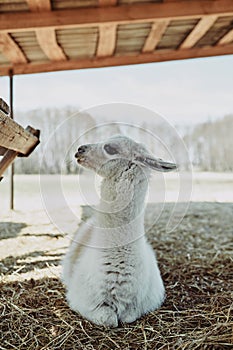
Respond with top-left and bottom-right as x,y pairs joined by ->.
75,145 -> 88,158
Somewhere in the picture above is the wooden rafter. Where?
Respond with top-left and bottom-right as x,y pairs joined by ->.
0,1 -> 233,33
26,0 -> 66,61
97,24 -> 117,57
0,32 -> 27,64
1,43 -> 233,76
142,21 -> 169,53
218,28 -> 233,45
26,0 -> 51,12
36,28 -> 66,61
180,15 -> 217,49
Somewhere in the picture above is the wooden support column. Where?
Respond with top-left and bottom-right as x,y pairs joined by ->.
9,71 -> 14,210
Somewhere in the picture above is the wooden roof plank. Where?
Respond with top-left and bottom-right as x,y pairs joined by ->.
1,1 -> 233,33
218,28 -> 233,45
180,15 -> 217,49
142,20 -> 169,52
26,0 -> 51,12
0,32 -> 27,64
97,24 -> 116,56
1,43 -> 233,76
36,28 -> 67,61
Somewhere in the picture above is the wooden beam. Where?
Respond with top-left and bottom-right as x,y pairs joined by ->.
0,146 -> 8,155
26,0 -> 51,12
97,24 -> 116,57
0,109 -> 39,154
142,21 -> 169,53
0,149 -> 18,178
1,43 -> 233,76
0,33 -> 27,64
36,28 -> 66,61
0,97 -> 10,114
0,1 -> 233,33
99,0 -> 117,6
27,0 -> 66,61
218,28 -> 233,45
180,15 -> 217,49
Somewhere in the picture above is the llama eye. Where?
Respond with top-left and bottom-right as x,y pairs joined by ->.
104,144 -> 118,155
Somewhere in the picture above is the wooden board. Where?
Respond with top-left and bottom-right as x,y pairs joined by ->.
157,18 -> 199,49
0,32 -> 27,64
0,97 -> 10,114
97,24 -> 116,57
0,108 -> 39,155
143,21 -> 170,52
1,1 -> 233,33
195,15 -> 233,47
1,42 -> 233,75
0,149 -> 18,178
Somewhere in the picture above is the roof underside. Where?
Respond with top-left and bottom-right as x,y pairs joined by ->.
0,0 -> 233,75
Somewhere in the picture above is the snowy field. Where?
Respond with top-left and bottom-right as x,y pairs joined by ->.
1,172 -> 233,213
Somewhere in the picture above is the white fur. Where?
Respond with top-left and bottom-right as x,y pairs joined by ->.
62,135 -> 176,327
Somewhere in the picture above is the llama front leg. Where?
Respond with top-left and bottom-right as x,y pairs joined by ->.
68,298 -> 119,327
87,304 -> 118,328
119,307 -> 140,324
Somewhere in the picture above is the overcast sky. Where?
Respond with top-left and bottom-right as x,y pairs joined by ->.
1,54 -> 233,125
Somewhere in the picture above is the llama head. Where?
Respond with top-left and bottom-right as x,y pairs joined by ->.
75,135 -> 177,178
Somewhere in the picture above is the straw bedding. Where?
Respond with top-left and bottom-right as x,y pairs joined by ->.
0,202 -> 232,349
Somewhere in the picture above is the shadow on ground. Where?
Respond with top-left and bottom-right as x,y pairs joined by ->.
0,222 -> 27,239
0,249 -> 65,275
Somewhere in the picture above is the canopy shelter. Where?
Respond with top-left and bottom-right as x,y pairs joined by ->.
0,0 -> 233,76
0,0 -> 233,209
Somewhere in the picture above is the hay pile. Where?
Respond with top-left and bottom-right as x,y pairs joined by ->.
0,202 -> 232,349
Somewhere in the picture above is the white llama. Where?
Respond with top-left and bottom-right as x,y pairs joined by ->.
62,135 -> 176,327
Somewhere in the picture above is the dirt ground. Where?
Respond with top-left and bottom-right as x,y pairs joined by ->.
0,173 -> 232,349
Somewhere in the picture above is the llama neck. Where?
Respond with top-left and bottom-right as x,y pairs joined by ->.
96,169 -> 148,229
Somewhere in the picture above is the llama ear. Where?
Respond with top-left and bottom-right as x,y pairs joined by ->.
135,155 -> 177,172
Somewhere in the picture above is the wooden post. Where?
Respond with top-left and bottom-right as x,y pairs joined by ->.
9,70 -> 14,210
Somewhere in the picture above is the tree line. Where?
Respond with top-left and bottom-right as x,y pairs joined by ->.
12,107 -> 233,174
